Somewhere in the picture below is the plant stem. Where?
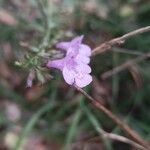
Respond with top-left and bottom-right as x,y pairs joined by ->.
74,85 -> 150,149
92,26 -> 150,56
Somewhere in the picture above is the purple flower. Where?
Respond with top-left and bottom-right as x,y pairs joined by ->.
47,35 -> 92,88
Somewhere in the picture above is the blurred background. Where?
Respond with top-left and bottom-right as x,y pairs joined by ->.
0,0 -> 150,149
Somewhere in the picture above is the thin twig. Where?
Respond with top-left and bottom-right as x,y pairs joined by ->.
70,133 -> 147,150
101,52 -> 150,79
101,132 -> 147,150
74,85 -> 150,149
92,26 -> 150,56
85,133 -> 147,150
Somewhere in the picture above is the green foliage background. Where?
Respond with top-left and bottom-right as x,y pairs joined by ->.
0,0 -> 150,149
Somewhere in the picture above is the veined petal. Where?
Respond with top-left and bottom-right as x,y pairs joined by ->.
76,63 -> 91,73
62,66 -> 75,85
75,74 -> 92,88
66,47 -> 78,56
66,35 -> 84,55
53,35 -> 92,88
47,58 -> 65,71
70,35 -> 84,48
79,44 -> 91,56
56,42 -> 70,51
75,54 -> 90,64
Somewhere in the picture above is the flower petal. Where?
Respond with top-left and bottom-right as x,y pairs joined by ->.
62,66 -> 75,85
56,42 -> 70,51
70,35 -> 84,48
76,63 -> 91,73
47,58 -> 65,71
75,54 -> 90,64
66,35 -> 84,54
79,44 -> 91,56
75,74 -> 92,88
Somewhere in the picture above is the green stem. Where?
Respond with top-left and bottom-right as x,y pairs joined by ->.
64,105 -> 82,150
81,100 -> 112,150
13,92 -> 56,150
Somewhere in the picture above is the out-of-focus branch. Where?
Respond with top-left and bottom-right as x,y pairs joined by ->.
101,132 -> 147,150
92,26 -> 150,56
85,133 -> 147,150
111,47 -> 146,56
74,85 -> 150,149
101,52 -> 150,79
70,132 -> 147,150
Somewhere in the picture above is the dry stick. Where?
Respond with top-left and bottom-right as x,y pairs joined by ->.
101,52 -> 150,79
75,27 -> 150,148
101,132 -> 147,150
89,27 -> 150,148
92,26 -> 150,56
71,133 -> 147,150
74,85 -> 150,149
86,133 -> 147,150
